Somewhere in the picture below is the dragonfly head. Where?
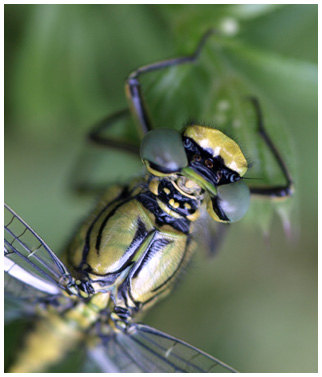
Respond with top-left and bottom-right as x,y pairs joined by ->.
140,125 -> 250,223
182,125 -> 250,222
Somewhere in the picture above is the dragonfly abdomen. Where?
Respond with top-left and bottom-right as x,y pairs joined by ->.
9,295 -> 109,373
9,314 -> 83,372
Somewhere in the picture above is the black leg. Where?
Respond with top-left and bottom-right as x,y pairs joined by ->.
86,30 -> 216,152
70,109 -> 141,196
88,108 -> 140,156
125,29 -> 217,136
248,97 -> 294,198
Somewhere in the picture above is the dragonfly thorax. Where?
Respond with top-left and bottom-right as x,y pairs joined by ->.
147,175 -> 203,223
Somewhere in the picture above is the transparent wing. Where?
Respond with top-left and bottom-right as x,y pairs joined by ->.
4,204 -> 74,306
90,323 -> 237,373
192,207 -> 229,258
4,296 -> 35,324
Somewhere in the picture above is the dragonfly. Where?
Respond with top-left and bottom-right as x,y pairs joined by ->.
4,30 -> 293,373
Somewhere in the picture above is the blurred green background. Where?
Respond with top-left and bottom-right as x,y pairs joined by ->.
4,4 -> 317,373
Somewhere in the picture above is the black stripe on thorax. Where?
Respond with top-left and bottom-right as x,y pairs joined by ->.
132,238 -> 173,280
80,186 -> 132,269
124,235 -> 192,311
137,190 -> 191,235
150,235 -> 191,293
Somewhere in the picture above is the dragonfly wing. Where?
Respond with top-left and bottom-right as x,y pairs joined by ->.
4,296 -> 35,324
4,204 -> 74,316
192,207 -> 229,257
88,341 -> 142,373
91,323 -> 237,373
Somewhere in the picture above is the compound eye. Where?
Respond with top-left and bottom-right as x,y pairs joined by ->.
217,180 -> 250,222
140,129 -> 188,173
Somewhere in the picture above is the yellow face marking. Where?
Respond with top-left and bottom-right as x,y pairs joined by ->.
184,125 -> 248,176
163,187 -> 170,195
184,203 -> 191,210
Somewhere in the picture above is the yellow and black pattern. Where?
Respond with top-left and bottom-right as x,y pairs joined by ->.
4,29 -> 293,373
65,177 -> 197,314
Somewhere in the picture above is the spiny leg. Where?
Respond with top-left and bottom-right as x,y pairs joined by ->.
125,29 -> 217,136
248,97 -> 294,198
88,30 -> 216,149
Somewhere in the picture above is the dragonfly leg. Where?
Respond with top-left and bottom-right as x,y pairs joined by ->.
247,97 -> 294,198
88,30 -> 217,151
88,108 -> 140,156
70,109 -> 141,195
73,30 -> 218,195
114,306 -> 132,323
125,29 -> 217,135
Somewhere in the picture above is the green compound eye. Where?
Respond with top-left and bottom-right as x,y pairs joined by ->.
140,129 -> 188,173
217,180 -> 250,222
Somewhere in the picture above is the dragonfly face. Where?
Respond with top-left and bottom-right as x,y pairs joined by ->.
4,30 -> 293,373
